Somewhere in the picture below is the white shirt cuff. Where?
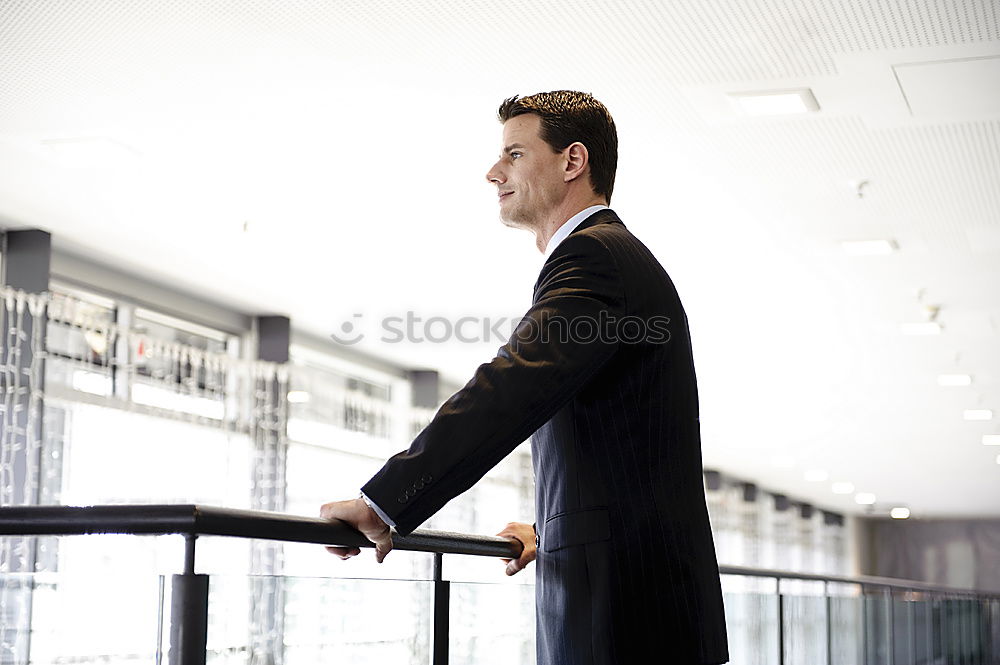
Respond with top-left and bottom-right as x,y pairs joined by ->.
360,491 -> 396,528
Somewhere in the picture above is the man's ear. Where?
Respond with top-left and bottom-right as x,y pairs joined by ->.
563,142 -> 589,183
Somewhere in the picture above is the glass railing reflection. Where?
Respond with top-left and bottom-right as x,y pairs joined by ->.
1,572 -> 163,665
449,581 -> 535,665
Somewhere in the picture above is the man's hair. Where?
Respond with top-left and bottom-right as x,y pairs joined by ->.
498,91 -> 618,202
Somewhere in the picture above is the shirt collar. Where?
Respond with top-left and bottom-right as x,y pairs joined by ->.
542,205 -> 610,260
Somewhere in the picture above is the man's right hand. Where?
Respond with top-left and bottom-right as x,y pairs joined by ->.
496,521 -> 537,576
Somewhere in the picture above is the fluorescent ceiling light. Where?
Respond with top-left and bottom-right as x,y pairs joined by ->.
938,374 -> 972,387
964,409 -> 993,421
855,492 -> 877,505
729,88 -> 820,116
983,434 -> 1000,446
900,322 -> 942,335
42,137 -> 140,168
287,391 -> 311,404
840,239 -> 898,256
831,482 -> 855,495
890,507 -> 910,519
804,469 -> 828,482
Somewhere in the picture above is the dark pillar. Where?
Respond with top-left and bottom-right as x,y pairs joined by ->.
409,369 -> 440,409
3,230 -> 51,293
408,370 -> 439,438
256,316 -> 290,364
0,229 -> 51,665
1,229 -> 51,508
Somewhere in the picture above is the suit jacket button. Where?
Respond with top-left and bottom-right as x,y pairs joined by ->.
397,496 -> 407,504
422,474 -> 433,483
415,481 -> 425,490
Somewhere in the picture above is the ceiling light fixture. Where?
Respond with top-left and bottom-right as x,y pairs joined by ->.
900,322 -> 942,335
831,482 -> 855,495
804,469 -> 829,482
983,434 -> 1000,446
964,409 -> 993,421
728,88 -> 820,116
902,292 -> 942,335
840,239 -> 898,256
890,507 -> 911,519
938,374 -> 973,387
855,492 -> 877,505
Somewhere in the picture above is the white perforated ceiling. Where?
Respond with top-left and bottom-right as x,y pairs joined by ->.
0,0 -> 998,518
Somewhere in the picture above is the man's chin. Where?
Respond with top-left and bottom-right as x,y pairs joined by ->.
499,213 -> 531,231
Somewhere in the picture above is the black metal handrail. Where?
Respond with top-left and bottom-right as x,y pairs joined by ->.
3,504 -> 998,599
718,563 -> 1000,599
0,504 -> 519,558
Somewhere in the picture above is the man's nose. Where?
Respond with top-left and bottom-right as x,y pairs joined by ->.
486,160 -> 505,184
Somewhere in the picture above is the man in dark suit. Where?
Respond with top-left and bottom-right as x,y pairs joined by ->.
321,91 -> 729,664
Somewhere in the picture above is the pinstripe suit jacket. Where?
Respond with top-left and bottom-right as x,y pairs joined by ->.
362,209 -> 729,664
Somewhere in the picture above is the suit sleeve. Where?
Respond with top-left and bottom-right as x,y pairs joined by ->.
361,232 -> 626,535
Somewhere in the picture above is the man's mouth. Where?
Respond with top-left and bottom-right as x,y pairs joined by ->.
498,191 -> 513,203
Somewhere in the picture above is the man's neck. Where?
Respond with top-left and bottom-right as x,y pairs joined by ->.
535,196 -> 608,253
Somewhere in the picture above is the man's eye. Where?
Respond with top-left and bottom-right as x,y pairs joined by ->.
511,152 -> 522,160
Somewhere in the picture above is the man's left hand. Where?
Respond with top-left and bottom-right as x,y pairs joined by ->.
496,521 -> 537,576
320,497 -> 393,563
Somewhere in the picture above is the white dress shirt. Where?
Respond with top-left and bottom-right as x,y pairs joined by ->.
542,205 -> 609,261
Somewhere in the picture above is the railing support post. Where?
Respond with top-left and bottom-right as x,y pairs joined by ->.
862,583 -> 869,665
825,580 -> 832,665
777,578 -> 784,665
169,535 -> 209,665
906,592 -> 915,665
887,588 -> 894,665
432,552 -> 449,665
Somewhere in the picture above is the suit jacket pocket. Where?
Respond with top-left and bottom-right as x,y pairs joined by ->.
542,507 -> 611,552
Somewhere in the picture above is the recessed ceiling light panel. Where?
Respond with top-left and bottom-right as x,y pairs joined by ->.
840,239 -> 898,256
900,322 -> 942,335
728,88 -> 820,116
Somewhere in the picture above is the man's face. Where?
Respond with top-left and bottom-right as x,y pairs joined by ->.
486,114 -> 565,230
